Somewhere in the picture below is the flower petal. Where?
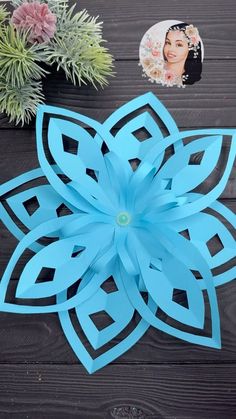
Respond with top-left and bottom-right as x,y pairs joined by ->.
7,185 -> 76,232
101,92 -> 182,162
74,270 -> 134,350
16,235 -> 99,299
0,167 -> 77,252
123,271 -> 221,349
57,264 -> 157,373
169,193 -> 236,289
36,105 -> 115,214
139,252 -> 205,328
0,215 -> 114,312
144,129 -> 236,221
154,135 -> 223,195
122,227 -> 221,349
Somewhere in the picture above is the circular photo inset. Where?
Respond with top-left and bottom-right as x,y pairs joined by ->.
139,20 -> 204,88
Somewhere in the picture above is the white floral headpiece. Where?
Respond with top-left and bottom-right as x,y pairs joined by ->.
168,24 -> 201,58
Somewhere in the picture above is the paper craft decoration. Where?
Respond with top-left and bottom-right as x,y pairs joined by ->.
0,92 -> 235,373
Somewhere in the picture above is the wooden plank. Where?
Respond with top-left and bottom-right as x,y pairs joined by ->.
0,1 -> 235,416
71,0 -> 236,60
0,280 -> 235,364
0,198 -> 235,277
0,128 -> 235,274
4,0 -> 236,60
0,126 -> 235,275
0,130 -> 235,192
0,60 -> 235,129
0,364 -> 235,418
42,61 -> 236,129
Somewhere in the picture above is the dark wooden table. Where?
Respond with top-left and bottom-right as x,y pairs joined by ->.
0,0 -> 236,417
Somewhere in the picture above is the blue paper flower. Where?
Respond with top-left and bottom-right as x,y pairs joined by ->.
0,93 -> 235,373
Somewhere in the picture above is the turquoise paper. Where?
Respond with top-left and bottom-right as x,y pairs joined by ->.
0,92 -> 235,373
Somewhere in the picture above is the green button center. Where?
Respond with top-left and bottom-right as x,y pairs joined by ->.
116,211 -> 131,226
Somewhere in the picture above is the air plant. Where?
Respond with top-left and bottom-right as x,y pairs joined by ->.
0,1 -> 114,125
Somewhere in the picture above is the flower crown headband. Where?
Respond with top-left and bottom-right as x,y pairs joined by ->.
168,24 -> 201,59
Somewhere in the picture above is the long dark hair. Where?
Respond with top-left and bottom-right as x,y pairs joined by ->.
165,23 -> 202,85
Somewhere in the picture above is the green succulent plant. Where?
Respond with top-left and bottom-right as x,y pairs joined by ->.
47,34 -> 114,88
55,5 -> 103,38
11,0 -> 68,17
0,0 -> 115,125
0,25 -> 49,88
0,78 -> 44,125
0,4 -> 10,24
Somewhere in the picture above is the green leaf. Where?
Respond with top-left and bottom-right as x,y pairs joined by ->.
0,26 -> 50,88
0,78 -> 44,125
0,5 -> 10,24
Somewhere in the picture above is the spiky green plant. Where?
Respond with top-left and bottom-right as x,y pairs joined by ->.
11,1 -> 100,36
46,5 -> 114,88
11,0 -> 26,5
0,4 -> 10,24
0,25 -> 49,87
47,33 -> 114,88
0,78 -> 44,125
44,0 -> 68,17
11,0 -> 68,18
55,5 -> 103,38
3,0 -> 114,125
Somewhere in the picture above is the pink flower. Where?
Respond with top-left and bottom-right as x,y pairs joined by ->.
145,40 -> 153,49
12,1 -> 57,43
190,35 -> 200,46
164,70 -> 175,86
151,48 -> 161,57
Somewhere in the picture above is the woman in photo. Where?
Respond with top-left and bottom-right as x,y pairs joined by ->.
163,23 -> 202,86
139,20 -> 203,88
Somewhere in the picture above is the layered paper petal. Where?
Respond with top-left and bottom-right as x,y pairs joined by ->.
0,92 -> 235,373
0,167 -> 78,251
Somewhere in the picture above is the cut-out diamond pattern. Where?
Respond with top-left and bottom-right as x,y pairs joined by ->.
23,196 -> 40,216
0,92 -> 235,374
89,310 -> 115,331
35,267 -> 56,284
62,134 -> 79,155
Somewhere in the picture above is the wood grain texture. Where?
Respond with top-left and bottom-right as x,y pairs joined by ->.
0,129 -> 235,276
0,280 -> 235,365
0,364 -> 235,418
0,198 -> 235,277
4,0 -> 236,60
0,130 -> 235,190
0,0 -> 236,417
70,0 -> 236,60
0,60 -> 236,128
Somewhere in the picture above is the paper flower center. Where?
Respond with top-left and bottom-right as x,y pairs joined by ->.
116,211 -> 132,226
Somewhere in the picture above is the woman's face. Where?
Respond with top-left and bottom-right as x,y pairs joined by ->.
163,30 -> 189,64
